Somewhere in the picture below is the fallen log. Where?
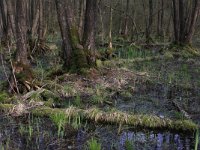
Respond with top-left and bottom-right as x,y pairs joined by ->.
0,104 -> 197,132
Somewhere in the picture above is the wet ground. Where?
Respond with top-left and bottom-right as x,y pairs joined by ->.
0,47 -> 199,149
0,116 -> 197,150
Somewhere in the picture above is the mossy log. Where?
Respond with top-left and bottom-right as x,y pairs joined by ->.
0,104 -> 197,132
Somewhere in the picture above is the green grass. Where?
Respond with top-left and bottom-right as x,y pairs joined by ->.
50,112 -> 67,137
73,94 -> 82,107
0,92 -> 10,103
87,138 -> 101,150
125,140 -> 134,150
195,129 -> 199,150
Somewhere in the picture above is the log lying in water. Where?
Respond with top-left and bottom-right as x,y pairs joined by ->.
0,104 -> 198,132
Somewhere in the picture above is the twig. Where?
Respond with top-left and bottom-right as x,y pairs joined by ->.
7,44 -> 20,94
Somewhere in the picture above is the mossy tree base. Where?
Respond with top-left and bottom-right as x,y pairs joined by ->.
164,44 -> 200,58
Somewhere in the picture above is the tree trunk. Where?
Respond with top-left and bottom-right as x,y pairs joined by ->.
122,0 -> 130,38
172,0 -> 200,45
146,0 -> 153,43
108,1 -> 113,51
184,0 -> 200,44
55,0 -> 72,69
16,0 -> 29,64
31,0 -> 40,37
55,0 -> 88,72
82,0 -> 97,65
0,0 -> 9,43
6,0 -> 16,39
78,0 -> 85,39
9,0 -> 34,94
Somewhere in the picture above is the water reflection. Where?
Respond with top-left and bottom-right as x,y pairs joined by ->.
119,131 -> 194,150
0,116 -> 197,150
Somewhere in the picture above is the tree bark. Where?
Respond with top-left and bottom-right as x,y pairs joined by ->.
78,0 -> 85,39
55,0 -> 72,69
82,0 -> 97,65
172,0 -> 200,45
6,0 -> 16,39
185,0 -> 200,44
15,0 -> 29,64
55,0 -> 88,72
122,0 -> 130,38
146,0 -> 153,43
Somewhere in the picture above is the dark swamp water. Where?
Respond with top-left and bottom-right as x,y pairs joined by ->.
0,115 -> 199,150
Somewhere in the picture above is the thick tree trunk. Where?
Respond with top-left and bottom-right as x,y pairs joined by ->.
172,0 -> 200,45
78,0 -> 85,39
30,0 -> 40,37
6,0 -> 16,39
157,0 -> 164,40
172,0 -> 179,44
146,0 -> 153,43
16,0 -> 29,64
184,0 -> 200,44
55,0 -> 88,72
82,0 -> 97,65
0,0 -> 9,43
9,0 -> 34,94
55,0 -> 72,69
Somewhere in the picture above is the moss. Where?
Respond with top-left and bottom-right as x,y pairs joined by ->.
166,44 -> 200,58
120,91 -> 132,100
31,107 -> 64,117
96,59 -> 103,68
41,90 -> 60,102
0,92 -> 11,103
70,48 -> 89,73
30,106 -> 198,132
0,103 -> 197,132
0,104 -> 13,113
70,26 -> 80,48
44,98 -> 54,107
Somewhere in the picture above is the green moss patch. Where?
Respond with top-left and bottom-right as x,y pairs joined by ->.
30,106 -> 198,132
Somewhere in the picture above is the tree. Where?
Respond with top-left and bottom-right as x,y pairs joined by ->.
9,0 -> 33,93
172,0 -> 200,45
122,0 -> 130,38
15,0 -> 29,64
55,0 -> 97,72
146,0 -> 153,43
83,0 -> 97,65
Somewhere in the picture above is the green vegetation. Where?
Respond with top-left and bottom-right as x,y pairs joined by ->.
50,112 -> 67,137
125,140 -> 134,150
87,138 -> 101,150
195,129 -> 199,150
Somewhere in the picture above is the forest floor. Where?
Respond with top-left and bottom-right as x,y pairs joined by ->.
0,44 -> 200,149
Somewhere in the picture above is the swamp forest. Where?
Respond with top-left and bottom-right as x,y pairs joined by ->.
0,0 -> 200,149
